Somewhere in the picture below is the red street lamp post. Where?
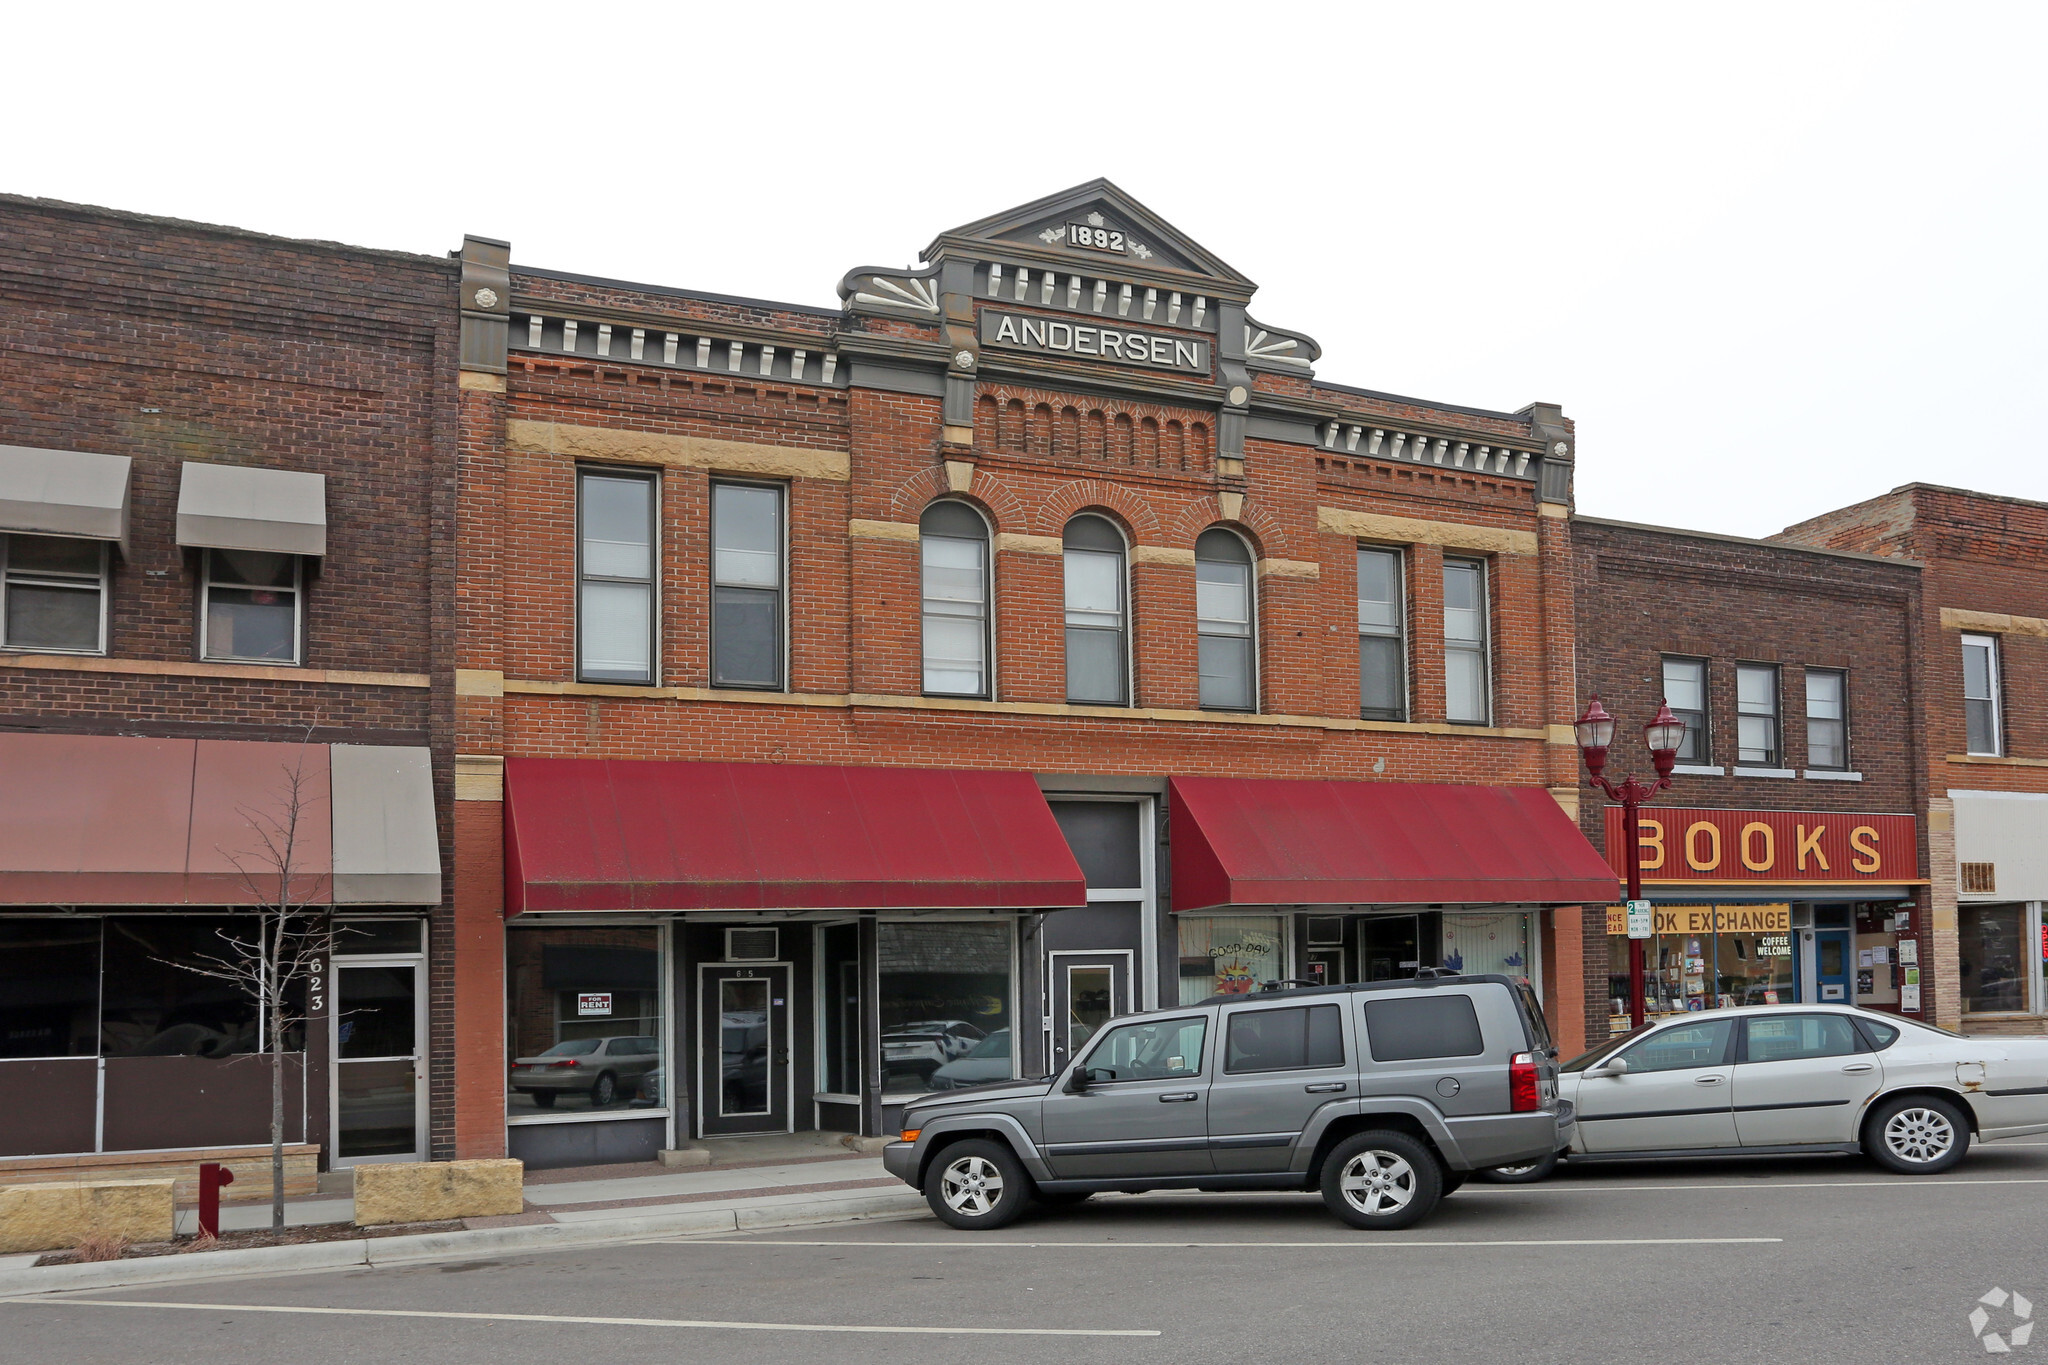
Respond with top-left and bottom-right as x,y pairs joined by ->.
1574,695 -> 1687,1030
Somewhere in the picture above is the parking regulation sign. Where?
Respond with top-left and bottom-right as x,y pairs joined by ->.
1626,900 -> 1654,939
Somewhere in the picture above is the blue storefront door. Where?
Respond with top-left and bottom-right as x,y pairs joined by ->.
1812,929 -> 1853,1004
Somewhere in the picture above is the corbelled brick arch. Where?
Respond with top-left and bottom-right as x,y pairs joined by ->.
973,385 -> 1213,475
1167,493 -> 1289,560
1034,478 -> 1163,543
883,462 -> 1028,532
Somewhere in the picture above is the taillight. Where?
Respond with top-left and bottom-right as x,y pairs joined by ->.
1509,1052 -> 1540,1112
551,1058 -> 581,1069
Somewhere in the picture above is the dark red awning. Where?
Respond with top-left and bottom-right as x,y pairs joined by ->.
1168,776 -> 1619,910
503,758 -> 1088,915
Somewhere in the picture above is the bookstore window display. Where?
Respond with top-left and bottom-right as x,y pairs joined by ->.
1606,905 -> 1794,1019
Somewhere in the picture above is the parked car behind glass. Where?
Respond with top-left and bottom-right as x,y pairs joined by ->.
511,1035 -> 660,1108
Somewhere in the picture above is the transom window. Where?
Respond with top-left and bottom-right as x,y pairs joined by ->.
1442,558 -> 1490,725
1662,657 -> 1707,763
1,534 -> 107,655
1195,528 -> 1254,711
712,482 -> 785,690
920,500 -> 991,697
1357,547 -> 1406,721
1735,664 -> 1780,766
1063,514 -> 1127,706
1805,668 -> 1848,770
202,548 -> 300,664
577,469 -> 656,684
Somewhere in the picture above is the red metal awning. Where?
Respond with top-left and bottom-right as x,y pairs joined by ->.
1168,776 -> 1619,910
502,758 -> 1088,915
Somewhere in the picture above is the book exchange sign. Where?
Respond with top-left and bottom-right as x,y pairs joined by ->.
979,309 -> 1210,373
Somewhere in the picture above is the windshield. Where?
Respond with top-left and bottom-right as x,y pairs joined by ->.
538,1038 -> 602,1057
963,1029 -> 1010,1060
1560,1026 -> 1649,1072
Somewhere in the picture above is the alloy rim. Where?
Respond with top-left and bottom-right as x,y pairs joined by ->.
940,1155 -> 1004,1215
1492,1162 -> 1540,1177
1884,1107 -> 1955,1163
1339,1150 -> 1416,1215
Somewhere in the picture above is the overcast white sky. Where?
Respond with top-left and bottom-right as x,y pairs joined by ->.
9,3 -> 2044,536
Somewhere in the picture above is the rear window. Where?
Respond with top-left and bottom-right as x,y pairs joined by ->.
1363,994 -> 1485,1062
1225,1005 -> 1345,1073
1516,982 -> 1553,1052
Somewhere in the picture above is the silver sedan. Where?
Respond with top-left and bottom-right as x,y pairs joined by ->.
1480,1005 -> 2048,1181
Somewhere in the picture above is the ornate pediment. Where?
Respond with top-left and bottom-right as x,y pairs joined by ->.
925,178 -> 1253,291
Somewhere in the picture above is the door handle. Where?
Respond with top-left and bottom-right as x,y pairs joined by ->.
1842,1063 -> 1875,1074
1159,1092 -> 1198,1103
1304,1082 -> 1348,1094
1694,1074 -> 1725,1085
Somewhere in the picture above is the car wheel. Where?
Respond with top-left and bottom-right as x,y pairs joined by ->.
924,1139 -> 1032,1230
1475,1152 -> 1560,1184
590,1072 -> 618,1107
1320,1131 -> 1442,1231
529,1091 -> 556,1109
1864,1094 -> 1971,1174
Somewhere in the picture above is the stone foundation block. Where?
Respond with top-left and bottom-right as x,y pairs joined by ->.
353,1159 -> 523,1227
0,1179 -> 175,1253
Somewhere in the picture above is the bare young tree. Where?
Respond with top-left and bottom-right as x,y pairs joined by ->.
166,742 -> 332,1231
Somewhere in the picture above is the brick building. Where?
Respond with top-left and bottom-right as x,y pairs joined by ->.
449,181 -> 1617,1166
0,198 -> 456,1189
1775,485 -> 2048,1033
1571,517 -> 1928,1042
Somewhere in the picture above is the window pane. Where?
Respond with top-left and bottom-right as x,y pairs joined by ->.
8,535 -> 102,576
1357,549 -> 1400,632
713,485 -> 781,587
1198,634 -> 1252,710
1363,995 -> 1484,1061
1736,666 -> 1776,713
1805,671 -> 1843,719
1066,626 -> 1125,704
879,921 -> 1011,1100
101,917 -> 278,1056
1962,641 -> 1993,699
1049,802 -> 1143,889
922,532 -> 987,696
1225,1005 -> 1344,1073
506,926 -> 664,1116
1360,633 -> 1405,719
1196,561 -> 1250,632
5,581 -> 99,651
208,549 -> 295,588
712,585 -> 780,687
1177,916 -> 1284,1004
206,587 -> 296,661
1663,660 -> 1705,712
922,615 -> 985,694
1445,646 -> 1487,723
1084,1017 -> 1206,1081
1808,718 -> 1846,769
1967,698 -> 1998,756
1960,904 -> 2027,1013
1063,549 -> 1121,621
580,580 -> 651,681
1743,1014 -> 1860,1063
921,535 -> 986,611
1738,713 -> 1776,765
0,919 -> 99,1058
819,923 -> 861,1094
1619,1018 -> 1733,1073
581,475 -> 652,579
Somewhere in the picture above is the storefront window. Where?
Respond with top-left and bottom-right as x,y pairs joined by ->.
1606,905 -> 1793,1020
1960,904 -> 2028,1014
1441,912 -> 1531,980
101,916 -> 304,1056
506,926 -> 665,1117
818,922 -> 860,1096
878,921 -> 1011,1100
0,918 -> 100,1058
1178,915 -> 1285,1004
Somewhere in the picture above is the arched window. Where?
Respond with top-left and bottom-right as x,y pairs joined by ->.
920,500 -> 991,697
1195,528 -> 1255,710
1063,514 -> 1127,705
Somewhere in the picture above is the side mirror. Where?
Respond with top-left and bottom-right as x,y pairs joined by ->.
1589,1057 -> 1630,1079
1064,1066 -> 1091,1093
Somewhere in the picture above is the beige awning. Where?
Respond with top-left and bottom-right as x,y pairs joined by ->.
0,445 -> 134,552
329,744 -> 441,904
176,460 -> 327,557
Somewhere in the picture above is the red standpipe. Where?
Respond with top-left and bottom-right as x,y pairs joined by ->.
197,1162 -> 235,1239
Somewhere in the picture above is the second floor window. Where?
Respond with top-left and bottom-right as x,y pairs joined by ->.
1195,528 -> 1254,711
1662,657 -> 1707,763
1063,514 -> 1127,706
1357,547 -> 1406,721
1962,634 -> 2002,756
712,482 -> 784,689
1442,558 -> 1489,724
577,469 -> 656,684
1736,663 -> 1780,766
1,533 -> 107,655
203,549 -> 300,664
1805,668 -> 1848,770
920,500 -> 990,697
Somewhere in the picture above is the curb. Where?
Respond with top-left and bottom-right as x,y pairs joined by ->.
0,1190 -> 927,1296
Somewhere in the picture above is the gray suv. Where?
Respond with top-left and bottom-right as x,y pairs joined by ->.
883,974 -> 1569,1231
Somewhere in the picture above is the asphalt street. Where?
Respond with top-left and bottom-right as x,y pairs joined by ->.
9,1141 -> 2048,1365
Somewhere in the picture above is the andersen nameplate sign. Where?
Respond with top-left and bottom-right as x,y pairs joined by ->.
978,309 -> 1210,373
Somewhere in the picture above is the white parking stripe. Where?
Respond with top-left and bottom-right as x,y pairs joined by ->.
1457,1176 -> 2048,1193
5,1299 -> 1158,1337
679,1236 -> 1782,1249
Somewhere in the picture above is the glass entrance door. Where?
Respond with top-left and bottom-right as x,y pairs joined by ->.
699,964 -> 790,1137
1813,929 -> 1853,1003
1361,916 -> 1421,981
1047,951 -> 1131,1075
334,961 -> 423,1164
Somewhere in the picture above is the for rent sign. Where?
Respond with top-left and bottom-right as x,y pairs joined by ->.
1602,807 -> 1916,882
